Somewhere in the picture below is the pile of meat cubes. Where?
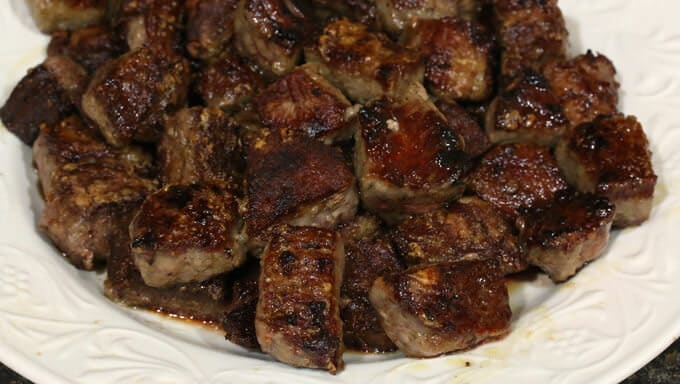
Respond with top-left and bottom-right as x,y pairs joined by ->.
0,0 -> 656,374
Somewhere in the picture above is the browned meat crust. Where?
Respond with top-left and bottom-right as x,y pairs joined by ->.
48,25 -> 128,74
222,260 -> 261,349
436,100 -> 491,158
26,0 -> 107,33
256,225 -> 345,373
376,0 -> 478,36
391,196 -> 526,274
485,70 -> 568,146
195,53 -> 265,112
305,19 -> 424,103
369,260 -> 511,357
186,0 -> 239,60
555,115 -> 657,227
158,107 -> 243,186
520,193 -> 615,282
402,17 -> 495,102
467,143 -> 569,218
308,0 -> 377,26
113,0 -> 185,51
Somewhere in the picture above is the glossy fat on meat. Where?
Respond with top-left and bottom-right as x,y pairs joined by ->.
436,100 -> 491,158
26,0 -> 107,33
186,0 -> 239,60
256,225 -> 345,373
555,114 -> 657,227
48,25 -> 128,74
130,183 -> 246,288
375,0 -> 478,36
195,53 -> 265,112
369,260 -> 511,357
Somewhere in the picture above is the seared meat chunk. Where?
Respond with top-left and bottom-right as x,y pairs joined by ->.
40,159 -> 157,269
233,0 -> 305,76
26,0 -> 106,33
33,115 -> 153,198
369,260 -> 511,357
337,213 -> 382,243
222,260 -> 260,349
485,70 -> 568,146
391,197 -> 526,274
256,225 -> 345,373
0,56 -> 87,145
82,47 -> 190,147
555,115 -> 657,227
468,143 -> 569,218
255,63 -> 357,144
542,51 -> 620,127
114,0 -> 185,51
195,54 -> 264,112
436,100 -> 490,158
130,183 -> 246,288
308,0 -> 377,26
246,136 -> 358,251
158,107 -> 242,186
186,0 -> 239,60
375,0 -> 478,36
493,0 -> 567,82
48,25 -> 128,74
355,89 -> 467,222
402,17 -> 495,102
305,19 -> 423,103
520,193 -> 614,282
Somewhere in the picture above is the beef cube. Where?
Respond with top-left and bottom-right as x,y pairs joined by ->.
436,100 -> 491,158
305,19 -> 424,103
39,159 -> 158,269
555,115 -> 657,227
130,183 -> 246,288
520,193 -> 615,282
32,115 -> 153,199
369,260 -> 511,357
26,0 -> 106,33
0,56 -> 88,145
114,0 -> 185,51
256,225 -> 345,373
195,54 -> 265,112
485,70 -> 568,146
158,107 -> 243,186
391,196 -> 526,274
255,63 -> 357,144
82,47 -> 190,147
402,17 -> 495,102
375,0 -> 478,36
245,136 -> 358,251
493,0 -> 568,82
467,143 -> 569,218
233,0 -> 305,76
222,260 -> 260,349
186,0 -> 239,60
337,213 -> 382,243
47,25 -> 127,74
308,0 -> 377,26
355,88 -> 468,222
542,51 -> 620,127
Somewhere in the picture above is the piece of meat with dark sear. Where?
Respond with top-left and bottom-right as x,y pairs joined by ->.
245,136 -> 358,252
493,0 -> 568,83
233,0 -> 305,76
158,107 -> 243,186
305,19 -> 424,103
519,193 -> 615,282
390,196 -> 526,275
39,158 -> 158,269
542,51 -> 620,128
81,47 -> 190,147
33,115 -> 154,199
186,0 -> 239,60
369,260 -> 511,357
130,183 -> 247,288
308,0 -> 377,26
0,55 -> 88,145
436,100 -> 491,158
467,143 -> 569,218
26,0 -> 107,33
402,17 -> 495,102
222,260 -> 261,349
113,0 -> 185,51
555,115 -> 657,227
355,86 -> 468,222
195,53 -> 265,112
255,63 -> 358,144
485,70 -> 568,147
48,25 -> 128,74
256,225 -> 345,373
375,0 -> 479,36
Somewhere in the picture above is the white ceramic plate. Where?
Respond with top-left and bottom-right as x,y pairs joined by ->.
1,1 -> 680,383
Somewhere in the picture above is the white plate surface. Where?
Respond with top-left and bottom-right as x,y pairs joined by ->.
1,1 -> 680,383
